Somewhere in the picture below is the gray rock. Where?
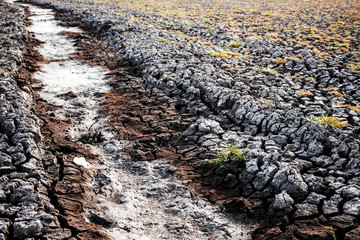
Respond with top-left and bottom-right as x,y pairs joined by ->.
339,185 -> 360,200
197,118 -> 224,134
271,165 -> 308,201
343,198 -> 360,216
322,194 -> 343,216
269,191 -> 294,216
253,163 -> 278,191
293,203 -> 318,219
305,192 -> 326,205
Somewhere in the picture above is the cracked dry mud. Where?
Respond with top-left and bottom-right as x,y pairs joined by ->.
0,0 -> 360,239
1,1 -> 253,239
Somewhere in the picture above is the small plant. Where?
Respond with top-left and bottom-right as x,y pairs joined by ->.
332,42 -> 350,48
306,34 -> 321,40
259,67 -> 278,75
307,114 -> 347,129
263,11 -> 272,17
306,76 -> 317,81
349,62 -> 360,71
210,49 -> 228,57
198,142 -> 248,171
250,8 -> 258,13
203,18 -> 211,24
156,38 -> 168,43
210,50 -> 244,58
259,26 -> 271,31
225,41 -> 243,48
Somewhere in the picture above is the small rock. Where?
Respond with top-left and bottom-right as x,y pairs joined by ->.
329,214 -> 355,230
269,191 -> 294,216
294,203 -> 318,219
322,194 -> 343,216
343,197 -> 360,216
345,227 -> 360,240
13,220 -> 43,239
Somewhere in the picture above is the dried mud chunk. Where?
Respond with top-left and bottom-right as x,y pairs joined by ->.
345,227 -> 360,240
13,219 -> 43,239
322,194 -> 343,216
343,197 -> 360,216
329,214 -> 355,231
293,203 -> 318,219
269,191 -> 294,216
294,220 -> 336,240
271,165 -> 308,201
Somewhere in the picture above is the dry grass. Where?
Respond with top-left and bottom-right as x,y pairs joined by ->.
298,92 -> 314,97
336,103 -> 360,114
259,97 -> 275,104
307,114 -> 347,129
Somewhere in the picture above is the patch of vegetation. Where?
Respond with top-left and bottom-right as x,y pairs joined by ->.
336,103 -> 360,115
306,76 -> 317,81
272,59 -> 287,64
259,97 -> 275,104
307,114 -> 347,129
210,50 -> 228,57
298,92 -> 314,97
156,38 -> 168,43
210,50 -> 246,58
331,42 -> 350,48
306,34 -> 321,40
198,142 -> 248,171
225,41 -> 243,48
203,18 -> 211,24
263,11 -> 272,17
349,62 -> 360,71
258,67 -> 278,75
330,91 -> 344,98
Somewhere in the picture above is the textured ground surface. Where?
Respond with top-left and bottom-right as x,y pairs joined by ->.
0,0 -> 360,239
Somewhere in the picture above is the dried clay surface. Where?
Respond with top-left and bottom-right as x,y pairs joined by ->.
0,0 -> 360,239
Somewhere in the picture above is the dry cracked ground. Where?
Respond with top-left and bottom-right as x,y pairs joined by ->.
0,0 -> 360,239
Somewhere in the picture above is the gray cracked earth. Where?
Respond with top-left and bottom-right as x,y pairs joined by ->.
0,0 -> 360,239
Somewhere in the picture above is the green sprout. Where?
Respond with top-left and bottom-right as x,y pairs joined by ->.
349,62 -> 360,71
225,41 -> 243,48
203,18 -> 211,24
156,38 -> 168,43
306,76 -> 317,81
198,142 -> 248,171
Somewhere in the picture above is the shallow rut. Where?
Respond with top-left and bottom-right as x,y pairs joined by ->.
13,1 -> 255,239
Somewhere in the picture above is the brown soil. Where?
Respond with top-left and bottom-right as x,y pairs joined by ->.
15,9 -> 110,240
